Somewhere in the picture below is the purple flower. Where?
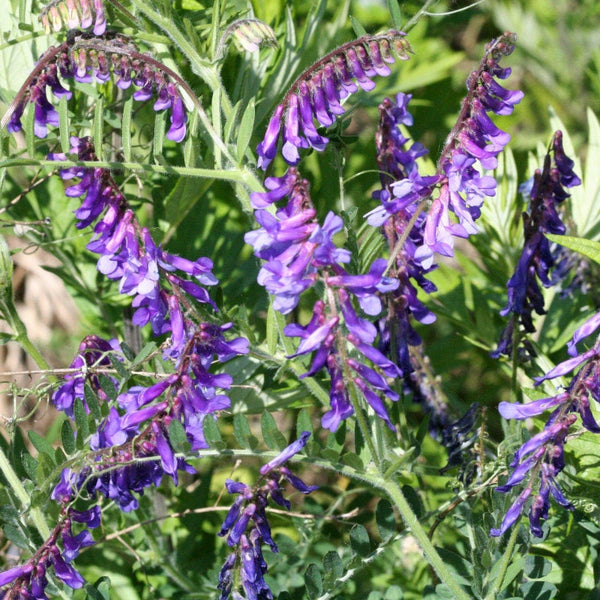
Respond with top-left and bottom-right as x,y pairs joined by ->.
415,33 -> 523,270
259,431 -> 311,474
492,130 -> 580,359
255,31 -> 412,169
4,33 -> 187,141
217,434 -> 316,600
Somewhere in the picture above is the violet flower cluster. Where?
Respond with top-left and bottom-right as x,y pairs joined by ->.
414,32 -> 523,269
0,505 -> 101,597
256,30 -> 412,169
491,312 -> 600,537
245,168 -> 402,432
492,130 -> 581,359
217,432 -> 317,600
366,92 -> 438,388
0,132 -> 248,594
367,93 -> 482,484
3,31 -> 187,142
41,0 -> 106,36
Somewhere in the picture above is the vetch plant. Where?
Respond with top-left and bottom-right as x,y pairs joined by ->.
0,1 -> 599,599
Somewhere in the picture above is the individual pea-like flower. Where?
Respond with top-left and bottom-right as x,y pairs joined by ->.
491,319 -> 600,537
491,130 -> 581,359
2,32 -> 188,142
255,30 -> 413,169
414,32 -> 523,270
217,432 -> 316,600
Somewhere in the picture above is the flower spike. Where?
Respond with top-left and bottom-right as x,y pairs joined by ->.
256,30 -> 413,169
2,32 -> 191,142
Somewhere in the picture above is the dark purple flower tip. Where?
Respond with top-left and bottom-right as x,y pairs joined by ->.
218,497 -> 244,537
490,487 -> 531,537
227,504 -> 256,547
70,505 -> 102,529
259,431 -> 311,475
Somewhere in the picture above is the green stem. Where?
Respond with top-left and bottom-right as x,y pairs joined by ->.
0,158 -> 263,190
126,0 -> 233,117
383,479 -> 472,600
0,445 -> 51,539
1,297 -> 52,375
484,525 -> 519,600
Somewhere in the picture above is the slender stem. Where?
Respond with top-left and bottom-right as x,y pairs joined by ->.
0,158 -> 263,190
126,0 -> 233,118
384,479 -> 472,600
0,446 -> 51,539
0,298 -> 53,375
484,524 -> 519,600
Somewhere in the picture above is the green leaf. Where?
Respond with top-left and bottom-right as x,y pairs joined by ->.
93,94 -> 104,161
236,98 -> 255,162
98,374 -> 117,401
524,555 -> 552,579
350,16 -> 367,37
261,411 -> 287,450
61,420 -> 76,455
376,499 -> 395,541
545,233 -> 600,264
322,551 -> 343,589
342,452 -> 364,472
304,564 -> 323,599
233,413 -> 257,450
296,409 -> 313,441
203,416 -> 224,449
3,522 -> 29,549
74,398 -> 90,442
434,548 -> 472,586
122,97 -> 133,163
266,302 -> 278,356
387,0 -> 404,29
28,431 -> 55,462
520,581 -> 558,600
109,354 -> 129,380
85,576 -> 112,600
58,95 -> 70,154
131,342 -> 158,368
349,524 -> 370,557
84,384 -> 101,423
21,453 -> 38,481
168,419 -> 191,453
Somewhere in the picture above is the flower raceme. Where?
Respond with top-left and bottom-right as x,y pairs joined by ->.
217,432 -> 317,600
255,30 -> 413,169
245,167 -> 402,432
492,130 -> 581,359
414,32 -> 523,269
2,31 -> 187,141
491,323 -> 600,537
0,129 -> 249,595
